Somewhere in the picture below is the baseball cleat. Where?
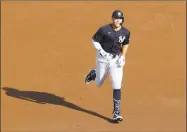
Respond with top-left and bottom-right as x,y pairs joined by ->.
85,69 -> 96,84
113,111 -> 123,123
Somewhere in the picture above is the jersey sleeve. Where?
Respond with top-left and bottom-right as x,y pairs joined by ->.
122,31 -> 130,45
92,27 -> 104,43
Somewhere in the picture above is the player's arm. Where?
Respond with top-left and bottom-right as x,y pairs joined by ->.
117,32 -> 130,67
122,45 -> 129,56
121,32 -> 130,57
92,39 -> 102,50
91,27 -> 108,56
91,27 -> 103,50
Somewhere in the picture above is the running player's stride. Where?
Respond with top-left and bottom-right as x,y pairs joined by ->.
85,10 -> 131,123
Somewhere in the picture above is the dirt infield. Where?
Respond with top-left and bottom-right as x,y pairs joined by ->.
1,1 -> 186,132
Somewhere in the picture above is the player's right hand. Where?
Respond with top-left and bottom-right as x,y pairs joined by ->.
98,49 -> 108,57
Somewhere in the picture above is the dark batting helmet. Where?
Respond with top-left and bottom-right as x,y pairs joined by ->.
112,10 -> 124,25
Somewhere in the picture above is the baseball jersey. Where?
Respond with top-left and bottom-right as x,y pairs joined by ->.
92,24 -> 130,55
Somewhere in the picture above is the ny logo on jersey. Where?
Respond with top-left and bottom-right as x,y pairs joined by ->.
118,36 -> 126,43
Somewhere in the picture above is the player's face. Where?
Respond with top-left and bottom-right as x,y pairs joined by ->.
112,18 -> 123,27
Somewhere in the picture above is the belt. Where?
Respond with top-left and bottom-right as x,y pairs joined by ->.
109,54 -> 117,58
99,53 -> 118,58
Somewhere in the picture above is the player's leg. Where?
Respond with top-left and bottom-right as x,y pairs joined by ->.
109,62 -> 124,122
85,69 -> 96,84
94,60 -> 109,86
85,64 -> 108,86
85,51 -> 109,86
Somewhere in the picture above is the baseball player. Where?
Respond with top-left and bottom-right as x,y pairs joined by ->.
84,10 -> 130,122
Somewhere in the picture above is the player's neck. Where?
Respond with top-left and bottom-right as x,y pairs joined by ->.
112,24 -> 122,32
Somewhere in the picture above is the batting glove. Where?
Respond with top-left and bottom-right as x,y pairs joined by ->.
117,55 -> 126,67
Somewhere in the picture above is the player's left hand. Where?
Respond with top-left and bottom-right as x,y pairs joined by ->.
117,55 -> 125,67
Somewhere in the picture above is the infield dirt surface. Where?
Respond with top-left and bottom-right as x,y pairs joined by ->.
1,2 -> 186,132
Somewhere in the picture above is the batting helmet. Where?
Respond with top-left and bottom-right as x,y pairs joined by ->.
112,10 -> 124,25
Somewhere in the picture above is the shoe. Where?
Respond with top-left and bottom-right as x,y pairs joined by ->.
85,69 -> 96,84
113,111 -> 123,123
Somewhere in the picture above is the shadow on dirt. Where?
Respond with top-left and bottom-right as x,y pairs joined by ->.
2,87 -> 116,123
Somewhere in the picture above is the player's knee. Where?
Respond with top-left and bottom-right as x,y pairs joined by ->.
113,87 -> 121,90
95,82 -> 102,87
112,83 -> 121,90
95,81 -> 103,87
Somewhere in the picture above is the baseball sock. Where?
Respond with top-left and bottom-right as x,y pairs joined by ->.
113,89 -> 121,114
